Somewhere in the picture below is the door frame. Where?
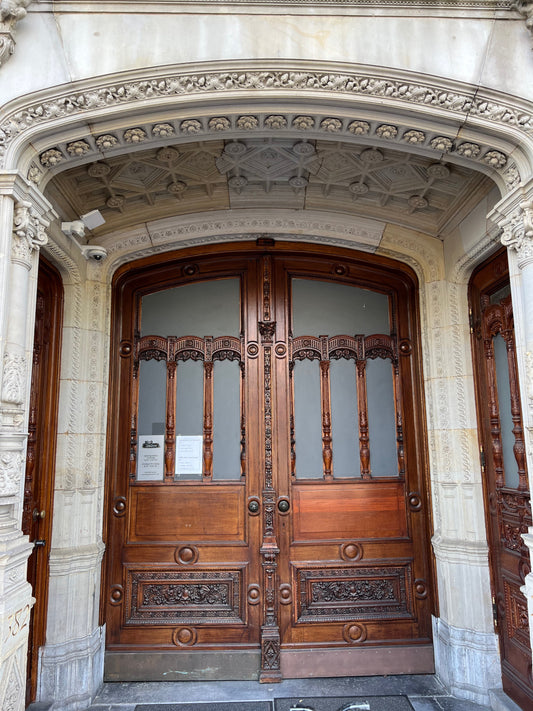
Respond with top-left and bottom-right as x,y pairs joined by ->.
24,257 -> 63,703
102,239 -> 436,680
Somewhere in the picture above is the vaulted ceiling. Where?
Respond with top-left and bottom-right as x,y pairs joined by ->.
45,136 -> 495,242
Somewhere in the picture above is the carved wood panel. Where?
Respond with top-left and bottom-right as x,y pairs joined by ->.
295,565 -> 413,622
126,569 -> 244,624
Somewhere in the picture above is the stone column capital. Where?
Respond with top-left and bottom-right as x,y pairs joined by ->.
11,200 -> 48,267
489,180 -> 533,268
0,0 -> 32,68
499,201 -> 533,267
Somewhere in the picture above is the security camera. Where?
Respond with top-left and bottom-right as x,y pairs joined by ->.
81,245 -> 108,262
61,220 -> 86,240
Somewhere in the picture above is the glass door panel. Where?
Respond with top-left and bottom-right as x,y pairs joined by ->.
366,357 -> 398,477
330,358 -> 360,478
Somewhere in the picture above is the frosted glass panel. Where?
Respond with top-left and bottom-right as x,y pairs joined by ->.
292,279 -> 390,335
494,334 -> 519,488
330,359 -> 360,478
294,360 -> 323,478
366,358 -> 397,477
141,278 -> 240,337
213,360 -> 241,480
176,359 -> 203,437
138,359 -> 166,436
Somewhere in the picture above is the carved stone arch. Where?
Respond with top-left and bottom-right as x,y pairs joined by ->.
0,61 -> 532,194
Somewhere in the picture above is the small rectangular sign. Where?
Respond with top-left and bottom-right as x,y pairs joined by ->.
175,435 -> 204,478
137,435 -> 165,481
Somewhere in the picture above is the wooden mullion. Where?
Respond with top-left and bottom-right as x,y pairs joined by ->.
484,335 -> 505,488
165,337 -> 176,481
130,344 -> 140,481
392,345 -> 405,478
503,328 -> 528,491
203,337 -> 214,481
356,335 -> 371,479
320,336 -> 332,480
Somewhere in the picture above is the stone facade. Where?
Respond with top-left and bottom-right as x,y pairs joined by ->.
0,2 -> 533,710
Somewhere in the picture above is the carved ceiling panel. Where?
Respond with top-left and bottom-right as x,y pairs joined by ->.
46,136 -> 494,240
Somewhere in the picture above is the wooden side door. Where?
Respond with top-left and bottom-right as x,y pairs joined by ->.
23,258 -> 63,704
103,244 -> 434,681
470,250 -> 533,710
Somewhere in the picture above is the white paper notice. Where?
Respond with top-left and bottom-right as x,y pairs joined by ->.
175,435 -> 204,477
137,435 -> 165,481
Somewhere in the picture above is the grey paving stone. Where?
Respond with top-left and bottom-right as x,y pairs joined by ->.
274,696 -> 414,711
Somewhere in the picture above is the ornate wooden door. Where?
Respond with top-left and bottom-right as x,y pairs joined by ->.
470,250 -> 533,710
103,244 -> 434,681
23,258 -> 63,703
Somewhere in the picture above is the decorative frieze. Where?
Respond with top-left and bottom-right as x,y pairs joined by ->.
0,66 -> 526,189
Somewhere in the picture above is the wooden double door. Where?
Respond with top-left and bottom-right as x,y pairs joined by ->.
104,244 -> 434,681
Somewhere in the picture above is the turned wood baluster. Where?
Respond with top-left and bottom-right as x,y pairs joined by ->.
163,338 -> 176,480
203,337 -> 214,480
484,335 -> 505,488
503,328 -> 528,491
356,336 -> 371,478
319,336 -> 333,480
392,357 -> 405,477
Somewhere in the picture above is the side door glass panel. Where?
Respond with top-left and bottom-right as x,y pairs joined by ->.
367,357 -> 398,476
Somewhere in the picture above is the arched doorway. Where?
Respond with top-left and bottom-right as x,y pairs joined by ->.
103,241 -> 434,681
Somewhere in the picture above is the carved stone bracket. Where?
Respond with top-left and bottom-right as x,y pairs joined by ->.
0,0 -> 32,69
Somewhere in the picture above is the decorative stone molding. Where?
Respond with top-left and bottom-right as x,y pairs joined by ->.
0,0 -> 31,68
0,63 -> 528,190
432,617 -> 501,706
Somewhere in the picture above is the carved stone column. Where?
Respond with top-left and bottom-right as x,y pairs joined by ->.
490,187 -> 533,654
0,173 -> 53,711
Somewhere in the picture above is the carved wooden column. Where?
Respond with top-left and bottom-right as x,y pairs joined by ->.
490,189 -> 533,655
0,174 -> 52,711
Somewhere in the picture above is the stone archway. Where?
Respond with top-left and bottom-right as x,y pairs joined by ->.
2,61 -> 533,710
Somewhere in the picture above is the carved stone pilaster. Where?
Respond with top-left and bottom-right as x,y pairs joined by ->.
0,353 -> 25,406
0,0 -> 32,68
0,435 -> 25,499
